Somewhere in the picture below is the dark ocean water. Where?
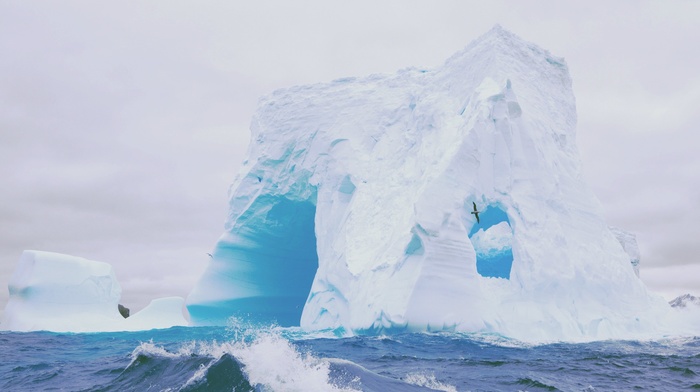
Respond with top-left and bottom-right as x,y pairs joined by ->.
1,324 -> 698,392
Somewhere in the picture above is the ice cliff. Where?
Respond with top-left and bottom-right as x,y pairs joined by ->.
187,26 -> 670,341
1,250 -> 187,332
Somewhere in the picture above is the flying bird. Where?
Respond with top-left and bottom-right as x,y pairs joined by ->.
206,253 -> 213,258
471,202 -> 480,224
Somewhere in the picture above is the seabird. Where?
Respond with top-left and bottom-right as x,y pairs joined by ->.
206,253 -> 213,258
471,202 -> 480,224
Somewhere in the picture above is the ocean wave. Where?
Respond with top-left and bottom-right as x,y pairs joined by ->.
108,321 -> 469,391
4,328 -> 699,391
327,358 -> 451,391
101,320 -> 360,392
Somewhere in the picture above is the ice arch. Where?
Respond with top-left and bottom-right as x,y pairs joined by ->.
468,205 -> 514,279
187,195 -> 319,327
185,26 -> 672,341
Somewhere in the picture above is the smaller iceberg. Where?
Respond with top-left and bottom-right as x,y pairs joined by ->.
1,250 -> 187,332
669,294 -> 700,309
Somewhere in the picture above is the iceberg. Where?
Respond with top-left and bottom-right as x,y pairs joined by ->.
1,250 -> 187,332
187,26 -> 672,341
667,294 -> 700,335
669,294 -> 700,309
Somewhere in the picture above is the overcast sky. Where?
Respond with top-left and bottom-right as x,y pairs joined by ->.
1,1 -> 698,315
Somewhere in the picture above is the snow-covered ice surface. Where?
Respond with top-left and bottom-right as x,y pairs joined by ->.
1,250 -> 187,332
186,25 -> 687,342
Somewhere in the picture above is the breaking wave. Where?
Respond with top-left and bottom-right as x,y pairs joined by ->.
92,321 -> 360,392
88,320 -> 452,392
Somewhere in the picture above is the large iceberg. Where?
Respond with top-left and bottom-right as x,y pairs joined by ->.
1,250 -> 187,332
187,26 -> 671,341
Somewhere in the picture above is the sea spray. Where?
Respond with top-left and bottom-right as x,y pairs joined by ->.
224,317 -> 359,391
232,331 -> 357,391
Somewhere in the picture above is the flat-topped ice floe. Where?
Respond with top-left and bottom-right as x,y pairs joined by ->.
1,250 -> 187,332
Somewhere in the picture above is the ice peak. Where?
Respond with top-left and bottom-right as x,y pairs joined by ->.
444,24 -> 568,79
439,26 -> 575,152
481,23 -> 517,42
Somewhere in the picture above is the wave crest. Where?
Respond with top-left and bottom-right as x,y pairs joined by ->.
113,319 -> 360,392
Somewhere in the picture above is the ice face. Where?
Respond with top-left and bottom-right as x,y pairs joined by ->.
610,226 -> 641,277
1,250 -> 188,332
186,26 -> 672,341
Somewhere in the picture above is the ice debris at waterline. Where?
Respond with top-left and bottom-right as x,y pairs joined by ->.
186,26 -> 685,341
1,250 -> 188,332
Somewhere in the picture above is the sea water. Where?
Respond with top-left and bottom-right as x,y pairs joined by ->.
1,323 -> 698,391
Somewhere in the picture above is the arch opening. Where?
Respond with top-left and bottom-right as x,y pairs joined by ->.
188,195 -> 319,327
467,204 -> 514,279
